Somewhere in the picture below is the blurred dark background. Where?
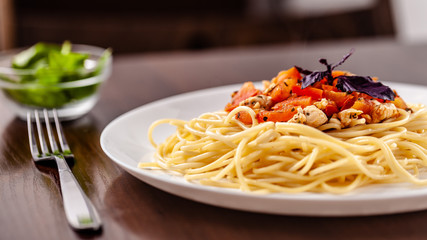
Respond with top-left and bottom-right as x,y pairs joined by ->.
0,0 -> 397,54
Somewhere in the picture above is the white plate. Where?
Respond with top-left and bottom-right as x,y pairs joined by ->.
100,82 -> 427,216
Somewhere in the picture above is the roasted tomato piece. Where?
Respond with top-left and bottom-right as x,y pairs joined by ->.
269,78 -> 298,103
270,82 -> 291,103
323,101 -> 339,117
323,90 -> 354,109
258,106 -> 298,123
312,79 -> 328,89
321,84 -> 339,92
351,98 -> 374,114
292,85 -> 323,100
225,82 -> 261,112
341,95 -> 356,110
274,67 -> 302,84
272,96 -> 312,110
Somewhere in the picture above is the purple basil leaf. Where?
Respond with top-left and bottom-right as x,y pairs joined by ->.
336,76 -> 395,101
301,49 -> 354,89
319,58 -> 328,65
294,66 -> 312,75
301,71 -> 328,89
331,48 -> 354,70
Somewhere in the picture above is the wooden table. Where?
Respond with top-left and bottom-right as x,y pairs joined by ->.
2,38 -> 427,240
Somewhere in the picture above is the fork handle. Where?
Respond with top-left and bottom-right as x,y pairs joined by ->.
54,155 -> 102,230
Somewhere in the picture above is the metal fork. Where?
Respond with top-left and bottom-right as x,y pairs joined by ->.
27,109 -> 102,231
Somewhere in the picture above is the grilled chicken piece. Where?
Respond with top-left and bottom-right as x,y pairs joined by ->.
288,107 -> 306,124
313,98 -> 329,111
338,108 -> 364,127
303,105 -> 328,127
239,95 -> 273,110
288,105 -> 328,127
371,101 -> 399,123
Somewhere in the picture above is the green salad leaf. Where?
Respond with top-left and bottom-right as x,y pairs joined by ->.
2,41 -> 111,108
12,42 -> 61,69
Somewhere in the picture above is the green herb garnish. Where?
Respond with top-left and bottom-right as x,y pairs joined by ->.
2,41 -> 111,108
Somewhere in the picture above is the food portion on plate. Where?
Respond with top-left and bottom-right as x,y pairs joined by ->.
139,50 -> 427,194
225,50 -> 406,129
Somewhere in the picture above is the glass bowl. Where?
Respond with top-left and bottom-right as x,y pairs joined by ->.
0,44 -> 112,120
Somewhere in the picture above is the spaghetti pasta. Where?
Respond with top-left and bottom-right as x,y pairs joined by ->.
139,104 -> 427,194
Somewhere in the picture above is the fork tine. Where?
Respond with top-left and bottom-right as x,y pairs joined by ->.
27,112 -> 40,159
52,109 -> 71,154
34,110 -> 50,156
43,109 -> 59,155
